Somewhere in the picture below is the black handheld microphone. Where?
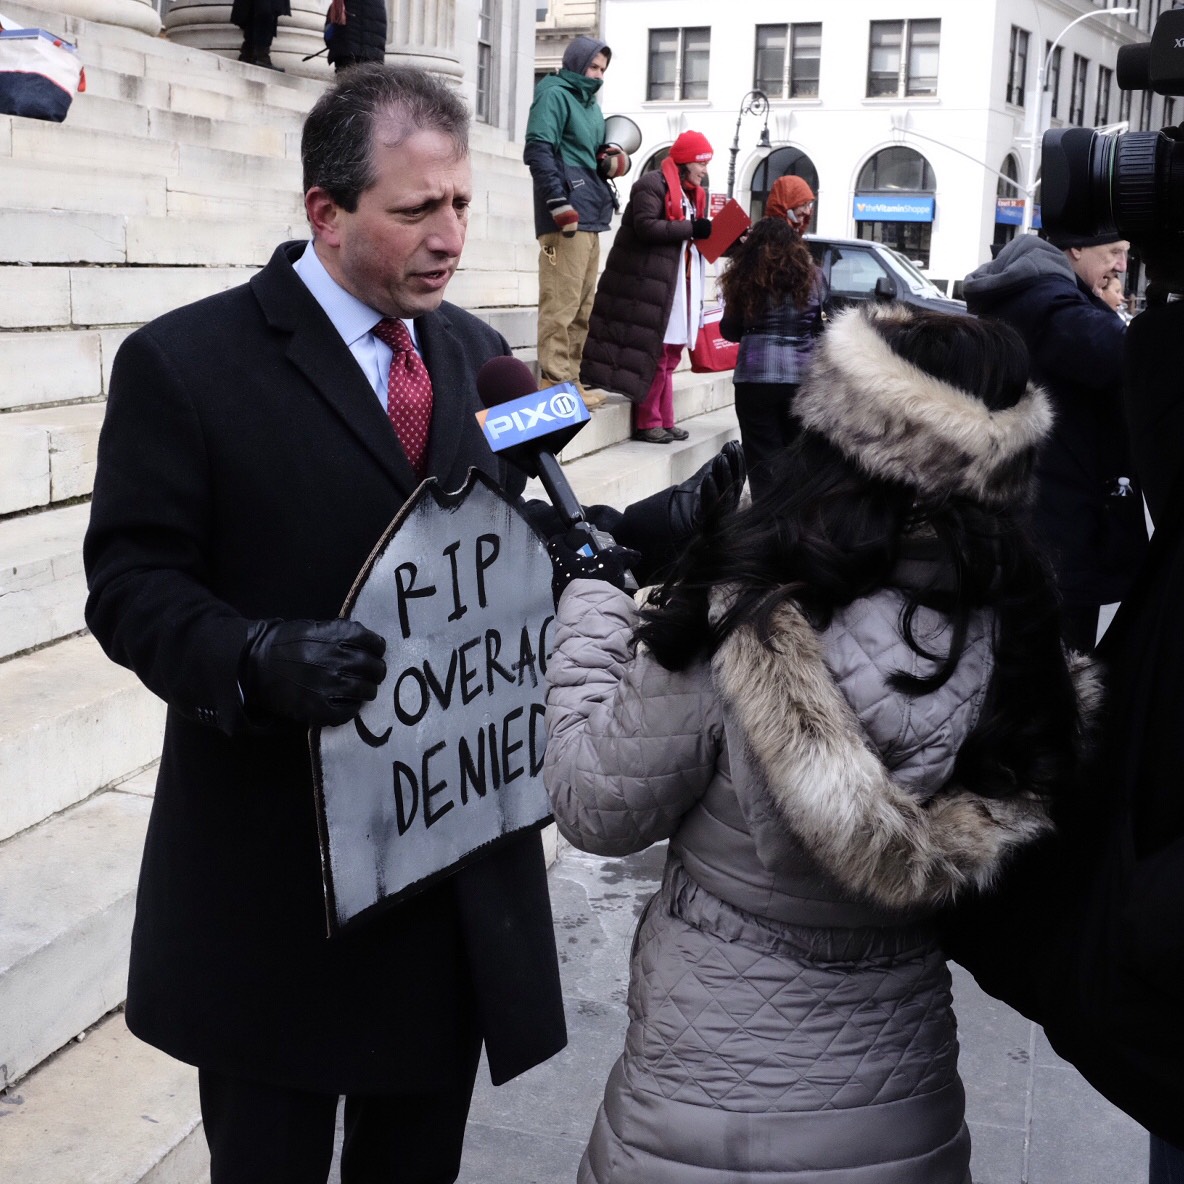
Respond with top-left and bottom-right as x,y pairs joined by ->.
475,356 -> 588,528
475,357 -> 636,590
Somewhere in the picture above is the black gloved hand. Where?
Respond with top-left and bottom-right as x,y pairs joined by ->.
547,523 -> 641,605
1141,238 -> 1184,303
691,217 -> 712,240
240,618 -> 387,727
669,439 -> 747,537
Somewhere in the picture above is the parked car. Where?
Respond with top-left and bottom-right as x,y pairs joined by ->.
805,235 -> 967,315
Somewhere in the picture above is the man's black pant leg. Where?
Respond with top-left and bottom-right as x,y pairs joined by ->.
199,1025 -> 482,1184
199,1069 -> 338,1184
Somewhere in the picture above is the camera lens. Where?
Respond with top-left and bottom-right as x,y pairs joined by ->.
1041,128 -> 1115,235
1042,127 -> 1184,242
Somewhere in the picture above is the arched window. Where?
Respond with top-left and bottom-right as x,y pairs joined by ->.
750,146 -> 819,226
854,147 -> 936,268
994,154 -> 1022,249
856,146 -> 935,192
997,154 -> 1020,197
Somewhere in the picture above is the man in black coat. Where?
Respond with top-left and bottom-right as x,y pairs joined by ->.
963,230 -> 1147,650
84,65 -> 565,1184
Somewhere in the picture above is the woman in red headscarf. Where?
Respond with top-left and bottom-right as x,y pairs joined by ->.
766,174 -> 816,235
580,131 -> 715,443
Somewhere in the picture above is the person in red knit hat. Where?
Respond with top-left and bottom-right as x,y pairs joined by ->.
580,130 -> 715,442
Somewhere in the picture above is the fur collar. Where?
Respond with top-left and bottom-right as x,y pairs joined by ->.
710,593 -> 1055,911
794,304 -> 1052,508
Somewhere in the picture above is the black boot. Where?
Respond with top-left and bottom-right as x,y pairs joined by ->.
255,50 -> 285,72
237,38 -> 256,64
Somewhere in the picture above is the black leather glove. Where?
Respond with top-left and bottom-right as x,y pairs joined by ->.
547,523 -> 640,605
669,439 -> 747,535
239,618 -> 387,727
1141,237 -> 1184,302
691,217 -> 712,240
605,441 -> 747,586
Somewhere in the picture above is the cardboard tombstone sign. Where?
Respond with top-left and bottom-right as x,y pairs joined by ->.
312,470 -> 555,932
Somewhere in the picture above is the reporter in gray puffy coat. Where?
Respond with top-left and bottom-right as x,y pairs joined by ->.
544,305 -> 1098,1183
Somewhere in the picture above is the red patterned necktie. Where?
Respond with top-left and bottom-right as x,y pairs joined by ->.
373,317 -> 434,478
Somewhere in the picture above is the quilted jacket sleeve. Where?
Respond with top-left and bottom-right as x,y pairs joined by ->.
544,580 -> 723,856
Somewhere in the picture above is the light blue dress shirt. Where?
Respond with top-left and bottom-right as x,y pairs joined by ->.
291,240 -> 421,408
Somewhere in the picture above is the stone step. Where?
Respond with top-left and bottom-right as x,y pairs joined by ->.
0,633 -> 166,843
1,262 -> 252,331
5,117 -> 304,198
560,368 -> 735,465
0,1008 -> 208,1184
0,403 -> 102,513
0,158 -> 168,218
530,402 -> 741,512
0,326 -> 130,414
0,328 -> 107,412
0,776 -> 154,1089
0,502 -> 89,660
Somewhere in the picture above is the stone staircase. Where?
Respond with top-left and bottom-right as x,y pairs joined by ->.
0,6 -> 737,1180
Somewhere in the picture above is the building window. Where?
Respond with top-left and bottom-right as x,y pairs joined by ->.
1070,54 -> 1089,125
476,0 -> 496,124
647,27 -> 710,101
1096,65 -> 1113,125
1138,89 -> 1153,131
535,4 -> 548,20
790,23 -> 822,98
1119,87 -> 1133,123
1045,44 -> 1062,119
867,19 -> 939,98
1007,26 -> 1029,106
754,25 -> 785,95
754,23 -> 821,98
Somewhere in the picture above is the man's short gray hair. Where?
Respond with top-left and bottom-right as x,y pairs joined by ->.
302,64 -> 470,212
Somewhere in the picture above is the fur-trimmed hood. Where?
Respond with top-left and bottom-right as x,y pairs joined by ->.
710,591 -> 1057,911
794,304 -> 1052,508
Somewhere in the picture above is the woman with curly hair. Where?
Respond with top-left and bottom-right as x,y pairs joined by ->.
719,215 -> 828,498
543,304 -> 1096,1183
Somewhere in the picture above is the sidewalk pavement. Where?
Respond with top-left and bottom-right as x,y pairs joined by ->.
451,842 -> 1150,1184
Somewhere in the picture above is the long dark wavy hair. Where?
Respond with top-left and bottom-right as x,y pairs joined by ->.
637,312 -> 1082,802
718,216 -> 816,322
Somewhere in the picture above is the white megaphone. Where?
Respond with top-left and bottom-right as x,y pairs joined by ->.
602,114 -> 642,156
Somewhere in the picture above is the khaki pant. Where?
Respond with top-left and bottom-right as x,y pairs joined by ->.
536,230 -> 600,386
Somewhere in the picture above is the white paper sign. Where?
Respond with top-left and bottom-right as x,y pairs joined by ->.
312,471 -> 555,931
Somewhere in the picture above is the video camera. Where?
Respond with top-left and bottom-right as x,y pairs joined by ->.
1041,4 -> 1184,259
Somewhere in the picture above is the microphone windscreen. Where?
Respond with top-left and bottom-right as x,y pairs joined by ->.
476,355 -> 538,409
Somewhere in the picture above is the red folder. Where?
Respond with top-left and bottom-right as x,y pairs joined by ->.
697,199 -> 752,263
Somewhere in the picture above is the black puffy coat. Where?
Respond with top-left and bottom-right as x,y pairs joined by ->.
327,0 -> 387,66
580,170 -> 698,402
963,235 -> 1147,608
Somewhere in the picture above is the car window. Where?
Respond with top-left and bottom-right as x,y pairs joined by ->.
828,248 -> 891,299
883,246 -> 945,297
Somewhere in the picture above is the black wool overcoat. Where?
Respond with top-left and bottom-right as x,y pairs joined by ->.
84,242 -> 566,1094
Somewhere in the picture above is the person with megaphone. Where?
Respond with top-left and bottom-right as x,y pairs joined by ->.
524,36 -> 633,410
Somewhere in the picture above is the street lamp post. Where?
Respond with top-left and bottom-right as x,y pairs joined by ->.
726,89 -> 771,200
1021,7 -> 1136,234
